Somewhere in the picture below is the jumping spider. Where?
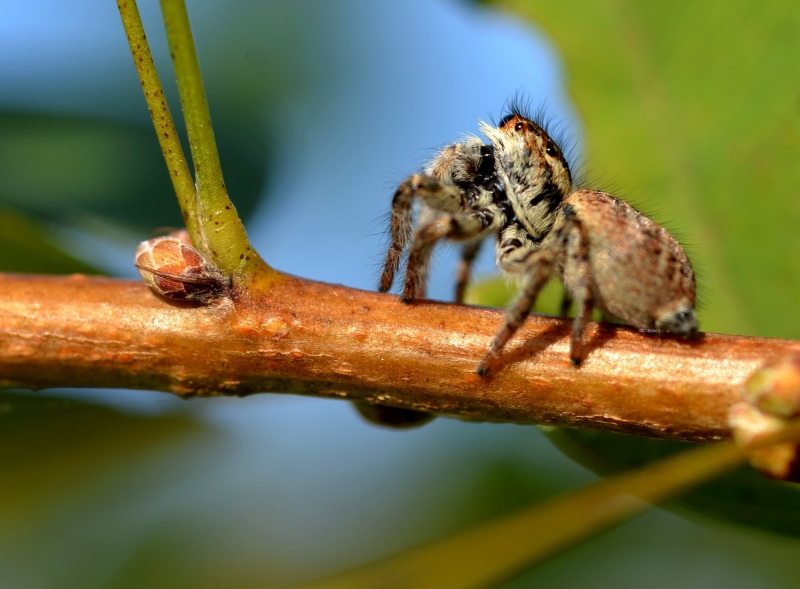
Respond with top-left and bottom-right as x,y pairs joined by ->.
379,105 -> 698,375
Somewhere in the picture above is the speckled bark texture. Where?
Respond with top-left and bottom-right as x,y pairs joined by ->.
1,272 -> 797,442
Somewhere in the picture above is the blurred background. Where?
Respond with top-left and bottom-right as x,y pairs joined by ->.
2,0 -> 800,587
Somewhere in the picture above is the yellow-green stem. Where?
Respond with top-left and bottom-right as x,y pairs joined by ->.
116,0 -> 199,239
159,0 -> 269,275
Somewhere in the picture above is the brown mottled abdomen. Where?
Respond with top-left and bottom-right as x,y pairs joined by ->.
562,190 -> 696,332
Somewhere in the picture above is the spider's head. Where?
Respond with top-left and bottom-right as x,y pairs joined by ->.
479,114 -> 573,237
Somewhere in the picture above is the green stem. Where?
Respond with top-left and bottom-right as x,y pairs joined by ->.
116,0 -> 199,239
159,0 -> 268,275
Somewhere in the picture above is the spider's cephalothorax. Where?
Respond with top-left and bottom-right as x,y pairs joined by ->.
481,113 -> 574,276
379,111 -> 572,303
378,107 -> 698,374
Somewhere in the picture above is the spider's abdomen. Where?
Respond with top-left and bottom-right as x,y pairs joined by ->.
560,190 -> 696,334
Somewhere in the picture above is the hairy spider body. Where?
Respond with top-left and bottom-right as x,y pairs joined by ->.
379,108 -> 697,374
477,189 -> 697,374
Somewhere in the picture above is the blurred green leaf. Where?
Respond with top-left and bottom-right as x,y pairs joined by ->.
483,0 -> 800,339
0,111 -> 268,231
465,276 -> 566,316
464,276 -> 517,309
544,427 -> 800,537
0,391 -> 209,587
0,391 -> 202,522
300,439 -> 749,589
469,0 -> 800,539
0,208 -> 99,274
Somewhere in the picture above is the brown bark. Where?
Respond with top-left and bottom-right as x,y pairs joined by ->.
1,272 -> 797,442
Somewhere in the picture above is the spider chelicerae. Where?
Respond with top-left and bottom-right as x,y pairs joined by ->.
379,103 -> 698,375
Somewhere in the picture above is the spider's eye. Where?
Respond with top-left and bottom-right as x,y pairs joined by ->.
514,121 -> 524,132
546,144 -> 556,156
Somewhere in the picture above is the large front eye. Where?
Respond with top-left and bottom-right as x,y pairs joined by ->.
514,121 -> 524,132
545,144 -> 556,156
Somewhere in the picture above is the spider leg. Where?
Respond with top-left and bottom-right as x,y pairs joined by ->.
380,174 -> 465,293
559,290 -> 573,318
380,177 -> 416,293
404,207 -> 499,302
402,217 -> 451,302
562,220 -> 593,366
478,217 -> 573,376
495,223 -> 539,275
477,248 -> 557,375
454,239 -> 482,304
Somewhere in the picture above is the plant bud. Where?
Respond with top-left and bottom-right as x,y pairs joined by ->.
729,355 -> 800,481
135,235 -> 228,304
742,355 -> 800,419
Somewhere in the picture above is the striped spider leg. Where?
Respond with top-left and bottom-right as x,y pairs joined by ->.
379,136 -> 506,302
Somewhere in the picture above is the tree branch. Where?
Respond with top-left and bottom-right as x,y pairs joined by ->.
2,272 -> 797,442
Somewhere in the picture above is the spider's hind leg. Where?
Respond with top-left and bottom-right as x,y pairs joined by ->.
561,219 -> 594,366
454,239 -> 482,304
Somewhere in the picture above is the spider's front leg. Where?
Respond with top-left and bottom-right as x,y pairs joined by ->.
477,216 -> 577,375
476,247 -> 556,376
379,174 -> 465,294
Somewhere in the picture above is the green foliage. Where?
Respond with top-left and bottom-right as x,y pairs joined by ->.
466,0 -> 800,543
0,111 -> 266,231
302,440 -> 745,589
0,209 -> 98,274
0,391 -> 207,586
485,0 -> 800,340
546,427 -> 800,537
0,110 -> 268,276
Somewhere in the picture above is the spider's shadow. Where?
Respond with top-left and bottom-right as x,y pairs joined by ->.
488,318 -> 707,374
491,317 -> 572,373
